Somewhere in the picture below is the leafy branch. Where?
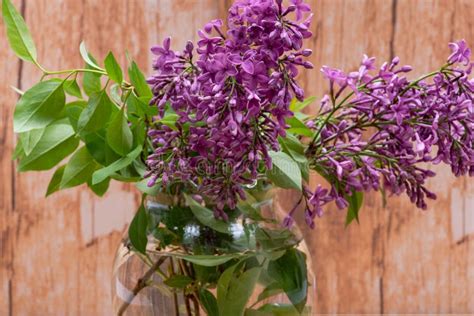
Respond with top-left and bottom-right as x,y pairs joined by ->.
2,0 -> 156,198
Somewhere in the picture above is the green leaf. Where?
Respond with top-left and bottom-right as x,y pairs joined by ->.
199,289 -> 219,316
99,153 -> 141,182
104,52 -> 123,84
152,227 -> 177,248
132,119 -> 147,149
283,146 -> 309,182
287,143 -> 307,164
128,61 -> 152,99
106,107 -> 133,156
88,177 -> 110,197
83,62 -> 102,97
279,136 -> 310,182
109,83 -> 122,105
157,113 -> 179,129
176,254 -> 241,267
64,101 -> 87,132
255,227 -> 298,253
184,195 -> 230,234
125,94 -> 144,122
248,303 -> 302,315
92,145 -> 142,184
268,249 -> 308,313
279,134 -> 305,155
132,158 -> 147,177
217,264 -> 262,316
127,94 -> 157,119
267,151 -> 302,191
257,282 -> 284,303
345,190 -> 364,226
18,119 -> 79,171
46,165 -> 66,197
237,202 -> 266,222
60,147 -> 98,189
299,160 -> 310,182
128,201 -> 148,254
14,80 -> 66,133
110,173 -> 141,183
12,138 -> 24,160
217,264 -> 238,309
77,90 -> 113,133
290,96 -> 316,113
1,0 -> 37,62
294,111 -> 309,121
19,128 -> 45,156
64,79 -> 82,98
164,275 -> 193,289
79,42 -> 102,71
135,178 -> 161,195
286,116 -> 314,137
83,129 -> 120,165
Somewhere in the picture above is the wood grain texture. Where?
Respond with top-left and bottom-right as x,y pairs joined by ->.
0,0 -> 473,314
0,0 -> 21,314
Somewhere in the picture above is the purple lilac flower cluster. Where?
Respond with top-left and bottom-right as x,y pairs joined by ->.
295,40 -> 474,228
146,0 -> 313,218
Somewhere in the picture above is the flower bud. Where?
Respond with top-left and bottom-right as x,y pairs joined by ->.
400,65 -> 413,72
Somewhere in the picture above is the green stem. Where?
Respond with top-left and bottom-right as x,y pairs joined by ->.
307,65 -> 449,155
399,67 -> 445,96
44,68 -> 107,76
308,91 -> 354,151
117,256 -> 168,316
34,61 -> 48,74
121,90 -> 133,108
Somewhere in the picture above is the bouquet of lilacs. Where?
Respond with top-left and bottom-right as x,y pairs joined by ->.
2,0 -> 473,314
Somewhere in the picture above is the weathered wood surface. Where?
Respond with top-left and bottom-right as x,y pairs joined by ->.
0,0 -> 473,314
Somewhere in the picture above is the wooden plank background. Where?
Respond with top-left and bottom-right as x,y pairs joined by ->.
0,0 -> 473,314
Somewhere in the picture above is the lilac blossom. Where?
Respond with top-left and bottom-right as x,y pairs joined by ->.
145,1 -> 473,228
146,0 -> 313,216
297,40 -> 474,228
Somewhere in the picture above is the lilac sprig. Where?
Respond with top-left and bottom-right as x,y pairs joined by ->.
293,40 -> 474,228
146,0 -> 313,217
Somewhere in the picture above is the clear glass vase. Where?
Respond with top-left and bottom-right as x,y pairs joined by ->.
111,192 -> 316,315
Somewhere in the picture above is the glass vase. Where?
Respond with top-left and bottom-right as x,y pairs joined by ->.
111,191 -> 316,315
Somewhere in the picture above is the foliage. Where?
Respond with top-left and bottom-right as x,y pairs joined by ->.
124,197 -> 310,315
2,0 -> 152,199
